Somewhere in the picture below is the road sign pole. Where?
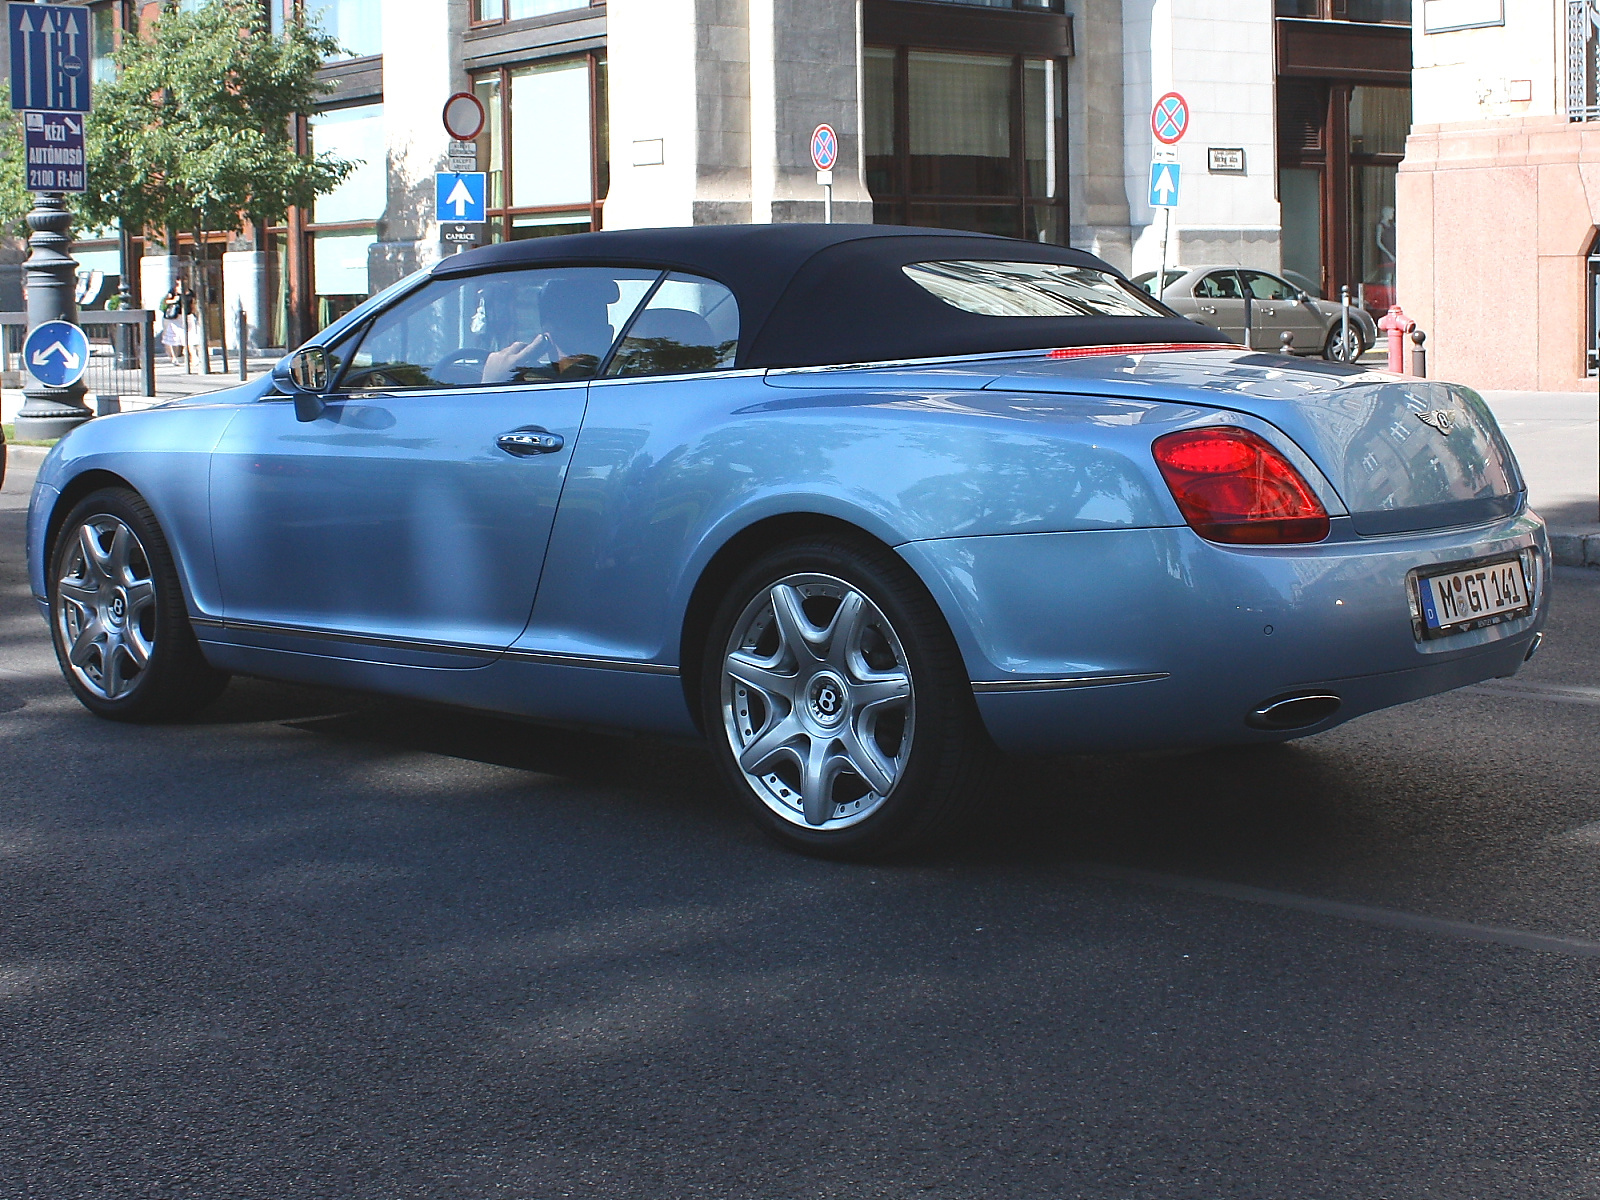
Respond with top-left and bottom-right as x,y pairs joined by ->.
1157,206 -> 1172,313
15,190 -> 88,441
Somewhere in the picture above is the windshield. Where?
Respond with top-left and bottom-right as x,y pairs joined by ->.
904,260 -> 1169,319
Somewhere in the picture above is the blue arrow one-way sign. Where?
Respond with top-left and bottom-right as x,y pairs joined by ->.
435,172 -> 486,224
8,3 -> 91,113
1148,160 -> 1181,208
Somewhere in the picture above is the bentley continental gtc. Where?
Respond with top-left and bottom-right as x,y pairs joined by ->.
26,225 -> 1549,856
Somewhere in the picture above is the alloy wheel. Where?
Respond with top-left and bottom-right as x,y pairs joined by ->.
54,515 -> 158,702
720,573 -> 915,830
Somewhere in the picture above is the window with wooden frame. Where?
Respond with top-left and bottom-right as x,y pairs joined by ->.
470,53 -> 609,242
863,45 -> 1067,244
470,0 -> 595,27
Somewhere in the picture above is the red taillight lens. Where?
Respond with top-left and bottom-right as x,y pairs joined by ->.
1151,427 -> 1330,544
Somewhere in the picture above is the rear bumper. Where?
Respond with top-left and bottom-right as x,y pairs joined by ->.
899,513 -> 1548,755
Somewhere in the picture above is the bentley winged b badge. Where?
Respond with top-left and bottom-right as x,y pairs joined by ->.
1415,409 -> 1455,434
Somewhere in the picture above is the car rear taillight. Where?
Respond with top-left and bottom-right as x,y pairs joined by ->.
1151,427 -> 1330,545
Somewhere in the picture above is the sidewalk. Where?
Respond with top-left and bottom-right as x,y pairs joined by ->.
1481,391 -> 1599,569
1,352 -> 278,425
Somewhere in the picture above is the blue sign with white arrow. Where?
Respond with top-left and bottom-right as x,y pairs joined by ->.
1148,160 -> 1181,209
9,3 -> 91,113
24,319 -> 89,389
435,172 -> 486,224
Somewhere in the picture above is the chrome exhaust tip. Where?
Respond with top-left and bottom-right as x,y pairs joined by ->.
1524,631 -> 1544,662
1247,692 -> 1342,731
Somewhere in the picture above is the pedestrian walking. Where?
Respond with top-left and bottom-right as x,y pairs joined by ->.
161,280 -> 192,367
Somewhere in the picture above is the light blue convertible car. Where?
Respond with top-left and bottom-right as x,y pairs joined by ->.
26,225 -> 1548,856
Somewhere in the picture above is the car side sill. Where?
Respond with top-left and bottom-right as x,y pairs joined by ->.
191,616 -> 679,676
970,671 -> 1169,694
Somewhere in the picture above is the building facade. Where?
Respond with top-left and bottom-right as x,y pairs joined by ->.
1397,0 -> 1599,390
49,0 -> 1411,355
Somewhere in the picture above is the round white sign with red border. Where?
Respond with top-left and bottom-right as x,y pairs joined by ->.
811,124 -> 838,172
442,92 -> 486,142
1151,92 -> 1189,145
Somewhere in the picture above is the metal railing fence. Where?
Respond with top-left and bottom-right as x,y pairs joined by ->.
0,310 -> 157,398
1570,0 -> 1600,121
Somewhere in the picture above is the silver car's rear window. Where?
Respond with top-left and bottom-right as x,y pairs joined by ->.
903,260 -> 1168,319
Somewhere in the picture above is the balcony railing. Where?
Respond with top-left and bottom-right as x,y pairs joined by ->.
1570,0 -> 1600,121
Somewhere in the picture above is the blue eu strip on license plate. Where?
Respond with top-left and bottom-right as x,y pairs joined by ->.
1418,557 -> 1530,635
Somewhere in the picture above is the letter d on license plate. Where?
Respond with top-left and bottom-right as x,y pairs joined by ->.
1415,555 -> 1531,638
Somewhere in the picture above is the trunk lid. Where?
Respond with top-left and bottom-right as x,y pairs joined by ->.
983,349 -> 1524,535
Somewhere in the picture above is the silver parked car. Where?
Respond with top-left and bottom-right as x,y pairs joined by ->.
1134,266 -> 1376,361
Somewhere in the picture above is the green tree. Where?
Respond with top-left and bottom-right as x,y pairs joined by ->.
0,0 -> 354,354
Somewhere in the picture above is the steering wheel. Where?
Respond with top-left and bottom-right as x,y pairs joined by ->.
431,347 -> 489,386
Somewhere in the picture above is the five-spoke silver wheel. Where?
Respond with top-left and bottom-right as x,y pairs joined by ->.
54,514 -> 157,701
720,573 -> 914,830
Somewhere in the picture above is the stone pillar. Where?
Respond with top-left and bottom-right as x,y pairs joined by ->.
223,250 -> 272,357
14,193 -> 90,442
140,253 -> 190,314
605,0 -> 698,228
767,0 -> 871,225
367,0 -> 466,291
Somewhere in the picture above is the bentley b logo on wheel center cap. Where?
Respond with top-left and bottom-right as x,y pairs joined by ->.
808,672 -> 848,726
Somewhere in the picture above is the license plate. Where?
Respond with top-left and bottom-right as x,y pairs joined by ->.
1415,556 -> 1531,636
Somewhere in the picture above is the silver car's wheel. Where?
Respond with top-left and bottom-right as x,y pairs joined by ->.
701,536 -> 992,858
720,573 -> 915,830
49,488 -> 229,721
1324,325 -> 1363,362
55,514 -> 158,701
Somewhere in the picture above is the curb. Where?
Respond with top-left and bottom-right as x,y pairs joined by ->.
1550,527 -> 1600,570
3,444 -> 50,468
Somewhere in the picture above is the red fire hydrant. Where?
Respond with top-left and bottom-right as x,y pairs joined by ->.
1377,305 -> 1414,374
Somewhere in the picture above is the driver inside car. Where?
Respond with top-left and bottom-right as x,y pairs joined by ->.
482,274 -> 620,384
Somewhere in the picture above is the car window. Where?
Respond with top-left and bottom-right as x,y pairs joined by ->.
1193,271 -> 1244,300
902,260 -> 1168,319
339,267 -> 659,391
605,273 -> 740,378
1241,270 -> 1296,301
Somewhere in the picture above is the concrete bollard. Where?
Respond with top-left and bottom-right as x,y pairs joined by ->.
94,394 -> 121,416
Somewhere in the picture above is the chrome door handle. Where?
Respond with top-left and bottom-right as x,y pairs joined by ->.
1199,304 -> 1217,314
496,427 -> 564,456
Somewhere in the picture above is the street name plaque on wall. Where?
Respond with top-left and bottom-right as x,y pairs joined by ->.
1207,147 -> 1245,174
1422,0 -> 1504,32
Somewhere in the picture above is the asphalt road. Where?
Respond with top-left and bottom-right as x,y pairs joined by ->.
3,458 -> 1599,1200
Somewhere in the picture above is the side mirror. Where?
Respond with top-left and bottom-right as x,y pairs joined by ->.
273,346 -> 331,422
1298,291 -> 1313,304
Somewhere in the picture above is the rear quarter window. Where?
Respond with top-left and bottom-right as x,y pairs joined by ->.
902,260 -> 1167,319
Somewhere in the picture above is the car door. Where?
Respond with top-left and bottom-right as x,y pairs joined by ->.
210,265 -> 658,656
1241,269 -> 1324,354
1188,270 -> 1248,344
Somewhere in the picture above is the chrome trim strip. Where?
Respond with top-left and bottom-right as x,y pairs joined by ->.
192,617 -> 679,675
971,671 -> 1170,694
501,648 -> 680,675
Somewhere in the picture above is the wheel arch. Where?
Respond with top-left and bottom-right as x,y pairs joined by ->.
45,469 -> 138,569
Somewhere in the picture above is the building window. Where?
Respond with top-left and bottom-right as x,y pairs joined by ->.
472,54 -> 608,242
309,102 -> 384,326
91,3 -> 116,84
1267,0 -> 1408,20
864,46 -> 1066,243
916,0 -> 1065,10
1587,231 -> 1599,376
303,0 -> 383,58
472,0 -> 592,23
1569,0 -> 1600,121
1277,80 -> 1408,311
1274,0 -> 1411,21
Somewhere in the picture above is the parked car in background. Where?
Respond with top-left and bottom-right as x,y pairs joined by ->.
1140,266 -> 1376,361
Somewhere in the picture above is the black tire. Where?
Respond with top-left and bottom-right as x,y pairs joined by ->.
48,487 -> 229,721
700,534 -> 992,859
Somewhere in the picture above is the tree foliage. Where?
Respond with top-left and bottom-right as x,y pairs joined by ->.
0,0 -> 355,243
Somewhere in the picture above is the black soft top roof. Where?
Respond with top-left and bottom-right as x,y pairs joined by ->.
432,223 -> 1225,369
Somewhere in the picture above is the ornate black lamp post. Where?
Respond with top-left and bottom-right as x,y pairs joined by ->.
13,191 -> 90,441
